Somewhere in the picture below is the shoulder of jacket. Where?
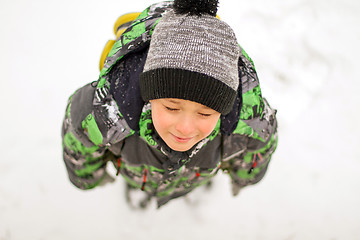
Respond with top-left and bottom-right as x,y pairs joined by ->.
68,82 -> 135,147
230,46 -> 277,143
220,46 -> 260,135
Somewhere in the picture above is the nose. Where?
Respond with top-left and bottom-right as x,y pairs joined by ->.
175,114 -> 196,137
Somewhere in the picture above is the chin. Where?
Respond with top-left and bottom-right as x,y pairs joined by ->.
168,143 -> 193,152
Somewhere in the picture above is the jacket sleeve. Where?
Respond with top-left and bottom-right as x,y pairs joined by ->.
220,47 -> 278,196
61,83 -> 131,189
61,83 -> 107,189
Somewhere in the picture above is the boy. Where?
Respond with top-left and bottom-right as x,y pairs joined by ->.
61,0 -> 278,208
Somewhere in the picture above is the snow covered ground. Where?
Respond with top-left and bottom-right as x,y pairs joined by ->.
1,0 -> 359,239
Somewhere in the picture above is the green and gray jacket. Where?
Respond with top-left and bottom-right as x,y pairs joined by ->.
61,1 -> 278,207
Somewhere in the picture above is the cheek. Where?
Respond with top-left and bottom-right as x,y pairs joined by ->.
152,107 -> 171,132
197,118 -> 219,136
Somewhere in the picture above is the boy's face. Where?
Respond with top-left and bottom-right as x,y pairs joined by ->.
150,98 -> 221,152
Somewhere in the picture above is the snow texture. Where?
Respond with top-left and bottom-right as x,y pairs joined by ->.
0,0 -> 359,239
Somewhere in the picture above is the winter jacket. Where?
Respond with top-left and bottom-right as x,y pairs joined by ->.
61,1 -> 278,208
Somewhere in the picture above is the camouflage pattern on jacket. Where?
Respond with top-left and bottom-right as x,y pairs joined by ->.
61,1 -> 278,208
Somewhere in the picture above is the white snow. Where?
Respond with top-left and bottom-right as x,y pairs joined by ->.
0,0 -> 359,239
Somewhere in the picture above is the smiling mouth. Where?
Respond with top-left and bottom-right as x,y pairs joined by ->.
171,134 -> 193,143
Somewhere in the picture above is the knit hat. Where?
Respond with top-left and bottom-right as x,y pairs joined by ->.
140,0 -> 240,115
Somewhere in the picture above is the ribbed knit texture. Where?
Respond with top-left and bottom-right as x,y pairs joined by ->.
140,68 -> 236,114
140,9 -> 240,115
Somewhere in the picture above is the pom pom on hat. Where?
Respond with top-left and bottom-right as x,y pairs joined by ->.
173,0 -> 219,16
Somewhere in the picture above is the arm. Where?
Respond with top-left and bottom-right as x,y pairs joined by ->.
221,47 -> 278,196
221,100 -> 278,196
61,82 -> 131,189
61,83 -> 108,189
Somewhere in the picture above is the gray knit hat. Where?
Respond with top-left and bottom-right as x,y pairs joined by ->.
140,0 -> 240,115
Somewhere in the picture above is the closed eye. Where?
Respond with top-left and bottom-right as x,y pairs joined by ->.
198,113 -> 212,117
165,106 -> 179,112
